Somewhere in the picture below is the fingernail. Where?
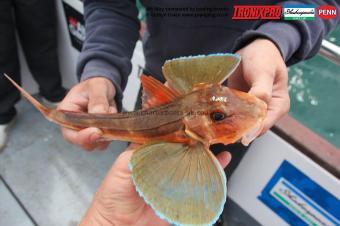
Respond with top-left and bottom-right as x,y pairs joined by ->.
90,128 -> 102,143
90,133 -> 101,143
89,127 -> 102,134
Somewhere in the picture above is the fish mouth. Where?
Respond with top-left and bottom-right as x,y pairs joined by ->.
240,120 -> 264,146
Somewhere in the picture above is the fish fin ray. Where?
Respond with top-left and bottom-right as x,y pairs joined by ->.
140,74 -> 180,109
162,54 -> 241,94
130,142 -> 227,226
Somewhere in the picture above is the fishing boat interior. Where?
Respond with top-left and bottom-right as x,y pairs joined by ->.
0,1 -> 339,226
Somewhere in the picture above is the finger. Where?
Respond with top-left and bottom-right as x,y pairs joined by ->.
109,144 -> 140,175
248,73 -> 274,104
126,143 -> 141,151
228,66 -> 249,92
87,78 -> 116,114
96,141 -> 110,151
57,85 -> 89,112
111,149 -> 135,175
260,68 -> 290,134
77,127 -> 103,151
88,93 -> 110,114
62,127 -> 102,151
88,87 -> 111,114
108,101 -> 118,113
61,127 -> 78,144
216,151 -> 232,168
261,94 -> 290,134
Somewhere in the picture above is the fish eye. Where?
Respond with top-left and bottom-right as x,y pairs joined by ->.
210,111 -> 226,122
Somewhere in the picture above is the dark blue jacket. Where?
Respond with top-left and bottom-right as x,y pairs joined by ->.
77,0 -> 339,110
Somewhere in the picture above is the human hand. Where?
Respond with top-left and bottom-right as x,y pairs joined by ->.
58,77 -> 117,151
79,144 -> 232,226
229,38 -> 290,135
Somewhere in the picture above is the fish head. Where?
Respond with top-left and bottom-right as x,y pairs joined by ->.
184,85 -> 267,146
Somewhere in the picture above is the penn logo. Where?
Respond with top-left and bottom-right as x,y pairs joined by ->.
317,5 -> 337,19
232,5 -> 282,20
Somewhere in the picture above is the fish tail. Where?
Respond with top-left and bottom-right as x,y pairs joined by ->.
4,73 -> 51,118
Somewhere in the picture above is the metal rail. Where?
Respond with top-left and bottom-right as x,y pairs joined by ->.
319,39 -> 340,65
273,115 -> 340,178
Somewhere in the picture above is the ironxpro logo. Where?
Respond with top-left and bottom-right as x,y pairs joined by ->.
232,5 -> 282,20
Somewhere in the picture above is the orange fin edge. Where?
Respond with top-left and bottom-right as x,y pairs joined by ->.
140,74 -> 180,108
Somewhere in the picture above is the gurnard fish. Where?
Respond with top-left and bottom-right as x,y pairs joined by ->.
4,54 -> 266,226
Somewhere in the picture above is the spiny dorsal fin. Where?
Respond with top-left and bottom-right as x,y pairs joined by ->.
162,53 -> 241,94
140,74 -> 180,109
130,141 -> 227,226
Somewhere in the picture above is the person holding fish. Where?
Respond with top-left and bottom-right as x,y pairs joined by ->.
4,0 -> 339,225
61,1 -> 339,225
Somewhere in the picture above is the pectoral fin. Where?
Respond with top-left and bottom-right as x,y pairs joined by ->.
162,54 -> 241,94
130,142 -> 227,226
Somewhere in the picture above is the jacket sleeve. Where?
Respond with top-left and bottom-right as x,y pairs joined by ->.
77,0 -> 140,110
233,0 -> 340,66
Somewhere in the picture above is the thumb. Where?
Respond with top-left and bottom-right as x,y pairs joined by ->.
248,74 -> 274,104
88,94 -> 110,114
216,151 -> 232,168
88,84 -> 114,114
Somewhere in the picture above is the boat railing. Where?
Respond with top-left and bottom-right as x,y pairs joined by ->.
273,116 -> 340,178
273,40 -> 340,178
319,39 -> 340,65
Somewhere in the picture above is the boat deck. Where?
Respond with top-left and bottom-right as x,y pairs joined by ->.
0,99 -> 260,226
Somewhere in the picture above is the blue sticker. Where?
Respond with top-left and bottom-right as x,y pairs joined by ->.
258,160 -> 340,226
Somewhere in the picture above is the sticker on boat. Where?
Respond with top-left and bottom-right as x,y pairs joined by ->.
258,160 -> 339,226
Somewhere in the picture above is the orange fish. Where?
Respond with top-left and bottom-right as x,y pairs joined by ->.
4,54 -> 266,226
